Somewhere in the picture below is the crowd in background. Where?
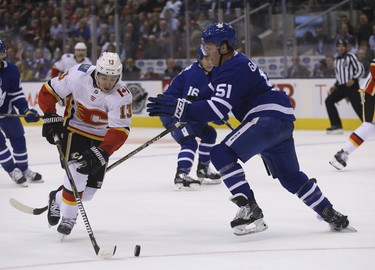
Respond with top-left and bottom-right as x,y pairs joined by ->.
0,0 -> 374,81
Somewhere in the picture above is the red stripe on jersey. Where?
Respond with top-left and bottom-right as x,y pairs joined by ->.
348,132 -> 364,148
366,63 -> 375,95
99,128 -> 129,156
62,187 -> 83,206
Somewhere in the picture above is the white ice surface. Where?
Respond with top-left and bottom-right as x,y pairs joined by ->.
1,126 -> 374,270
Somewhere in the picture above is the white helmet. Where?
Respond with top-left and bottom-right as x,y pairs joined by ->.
74,42 -> 87,50
95,52 -> 122,77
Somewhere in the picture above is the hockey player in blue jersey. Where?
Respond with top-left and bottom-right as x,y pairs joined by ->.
160,47 -> 221,190
147,23 -> 355,234
0,40 -> 42,186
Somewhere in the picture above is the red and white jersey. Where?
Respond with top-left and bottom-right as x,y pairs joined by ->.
364,59 -> 375,96
52,53 -> 92,77
39,63 -> 132,155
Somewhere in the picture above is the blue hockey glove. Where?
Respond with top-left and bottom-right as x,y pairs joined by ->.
42,112 -> 64,145
147,94 -> 190,120
23,108 -> 40,122
76,146 -> 109,175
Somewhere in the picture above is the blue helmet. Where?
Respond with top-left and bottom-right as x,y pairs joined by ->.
0,40 -> 6,53
201,22 -> 236,49
196,45 -> 207,62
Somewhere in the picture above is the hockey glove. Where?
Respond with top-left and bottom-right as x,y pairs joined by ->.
76,146 -> 109,175
147,94 -> 190,120
23,108 -> 40,122
42,112 -> 64,145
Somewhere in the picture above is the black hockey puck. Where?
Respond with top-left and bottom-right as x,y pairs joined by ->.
134,245 -> 141,257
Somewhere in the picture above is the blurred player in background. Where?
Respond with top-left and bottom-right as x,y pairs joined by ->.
0,40 -> 42,186
160,46 -> 221,190
51,42 -> 92,106
330,59 -> 375,170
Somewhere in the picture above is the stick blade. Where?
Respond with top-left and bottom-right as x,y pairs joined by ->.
97,246 -> 117,259
9,198 -> 48,215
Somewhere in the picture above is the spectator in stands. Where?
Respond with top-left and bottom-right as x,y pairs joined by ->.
334,22 -> 357,54
314,26 -> 333,55
33,47 -> 51,80
97,23 -> 111,47
123,31 -> 137,60
160,0 -> 182,19
368,24 -> 375,56
144,34 -> 165,59
324,55 -> 335,77
354,14 -> 372,46
287,55 -> 309,78
49,16 -> 64,48
164,57 -> 182,79
356,47 -> 372,76
336,14 -> 354,35
73,18 -> 91,43
123,58 -> 141,80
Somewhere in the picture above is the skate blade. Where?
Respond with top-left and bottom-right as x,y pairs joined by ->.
174,183 -> 201,191
29,179 -> 45,183
329,160 -> 345,170
17,182 -> 28,188
200,178 -> 222,185
233,219 -> 268,236
330,225 -> 357,233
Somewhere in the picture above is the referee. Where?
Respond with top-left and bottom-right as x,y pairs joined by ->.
325,39 -> 364,134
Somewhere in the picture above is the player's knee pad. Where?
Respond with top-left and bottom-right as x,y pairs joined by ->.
64,162 -> 88,192
9,135 -> 26,153
200,125 -> 217,144
279,171 -> 309,194
210,143 -> 238,171
180,136 -> 198,152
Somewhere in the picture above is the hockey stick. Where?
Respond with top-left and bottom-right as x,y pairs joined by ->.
106,121 -> 184,172
9,122 -> 183,216
54,135 -> 116,259
0,113 -> 42,118
0,113 -> 27,118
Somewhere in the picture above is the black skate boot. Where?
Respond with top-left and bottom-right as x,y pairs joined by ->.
47,186 -> 62,226
329,149 -> 348,170
57,217 -> 77,236
23,168 -> 44,183
230,194 -> 268,235
174,170 -> 201,190
196,163 -> 221,185
321,206 -> 356,232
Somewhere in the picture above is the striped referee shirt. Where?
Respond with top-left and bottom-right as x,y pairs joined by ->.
334,52 -> 364,85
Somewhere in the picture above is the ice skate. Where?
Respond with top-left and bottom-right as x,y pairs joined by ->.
47,189 -> 61,226
23,168 -> 44,183
196,164 -> 221,185
174,171 -> 201,190
9,168 -> 28,187
320,206 -> 356,232
57,217 -> 77,236
326,126 -> 343,134
329,149 -> 348,170
230,194 -> 268,235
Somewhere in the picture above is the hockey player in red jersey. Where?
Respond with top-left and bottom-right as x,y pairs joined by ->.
39,52 -> 132,236
51,42 -> 92,78
330,59 -> 375,170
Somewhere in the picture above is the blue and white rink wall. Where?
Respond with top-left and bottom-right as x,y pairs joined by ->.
22,78 -> 363,131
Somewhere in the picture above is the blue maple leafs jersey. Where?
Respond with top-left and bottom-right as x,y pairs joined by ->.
183,52 -> 295,123
0,61 -> 28,115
